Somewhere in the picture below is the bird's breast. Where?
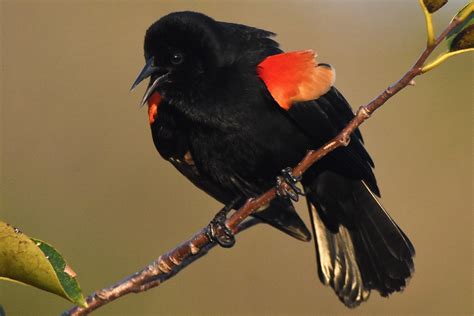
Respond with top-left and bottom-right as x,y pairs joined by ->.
158,80 -> 312,196
186,105 -> 311,195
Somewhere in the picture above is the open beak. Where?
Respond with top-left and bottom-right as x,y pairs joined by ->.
131,57 -> 168,107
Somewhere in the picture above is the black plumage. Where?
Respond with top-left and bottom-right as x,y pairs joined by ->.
132,11 -> 415,307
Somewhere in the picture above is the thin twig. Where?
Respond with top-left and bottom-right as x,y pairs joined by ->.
64,14 -> 465,316
62,218 -> 262,316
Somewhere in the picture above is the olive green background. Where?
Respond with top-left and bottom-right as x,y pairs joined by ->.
1,0 -> 472,315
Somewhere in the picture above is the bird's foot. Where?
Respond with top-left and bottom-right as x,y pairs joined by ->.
205,204 -> 235,248
276,167 -> 304,202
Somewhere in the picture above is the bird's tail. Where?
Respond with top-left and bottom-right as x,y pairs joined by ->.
304,171 -> 415,308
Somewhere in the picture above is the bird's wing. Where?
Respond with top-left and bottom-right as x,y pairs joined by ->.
257,51 -> 378,194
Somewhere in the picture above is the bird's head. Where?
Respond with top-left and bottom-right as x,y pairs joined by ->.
131,11 -> 225,105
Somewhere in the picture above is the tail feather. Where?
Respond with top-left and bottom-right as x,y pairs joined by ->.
354,183 -> 414,292
356,182 -> 415,260
307,199 -> 370,307
304,171 -> 415,307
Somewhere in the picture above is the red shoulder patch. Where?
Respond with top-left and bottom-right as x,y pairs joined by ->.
147,92 -> 162,124
257,50 -> 335,110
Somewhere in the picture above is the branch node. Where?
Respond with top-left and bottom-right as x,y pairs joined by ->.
169,256 -> 181,266
385,87 -> 393,95
189,242 -> 200,255
358,106 -> 371,119
157,257 -> 173,273
409,79 -> 416,86
96,289 -> 110,301
340,134 -> 351,147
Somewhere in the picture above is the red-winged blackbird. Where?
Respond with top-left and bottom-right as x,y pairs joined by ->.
132,11 -> 414,307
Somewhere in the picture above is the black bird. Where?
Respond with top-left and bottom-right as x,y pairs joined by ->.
131,11 -> 415,307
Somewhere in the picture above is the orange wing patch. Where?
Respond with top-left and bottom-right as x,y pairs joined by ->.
257,50 -> 335,110
147,92 -> 162,124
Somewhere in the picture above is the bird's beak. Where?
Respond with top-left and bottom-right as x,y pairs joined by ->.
131,57 -> 168,107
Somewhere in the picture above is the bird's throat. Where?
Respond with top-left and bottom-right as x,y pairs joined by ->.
147,92 -> 162,124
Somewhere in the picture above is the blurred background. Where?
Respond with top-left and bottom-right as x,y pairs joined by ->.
0,0 -> 472,315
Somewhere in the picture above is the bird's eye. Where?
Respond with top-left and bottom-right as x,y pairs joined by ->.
170,53 -> 183,65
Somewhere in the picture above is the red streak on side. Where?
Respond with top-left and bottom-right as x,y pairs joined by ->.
147,92 -> 162,124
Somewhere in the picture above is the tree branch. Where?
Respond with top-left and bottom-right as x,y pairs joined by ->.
64,8 -> 469,316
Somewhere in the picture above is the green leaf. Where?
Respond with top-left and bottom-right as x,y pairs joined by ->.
423,0 -> 448,13
450,24 -> 474,50
0,221 -> 86,307
446,5 -> 474,50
